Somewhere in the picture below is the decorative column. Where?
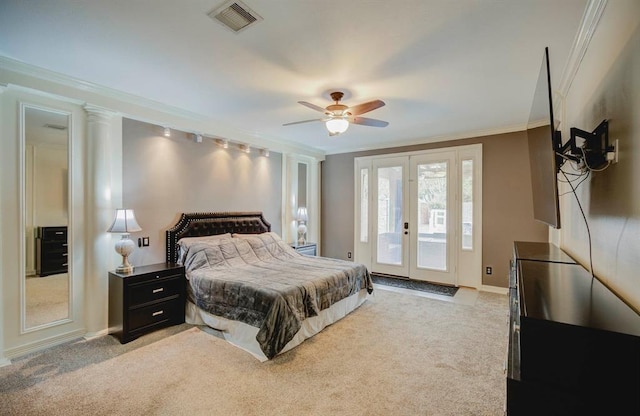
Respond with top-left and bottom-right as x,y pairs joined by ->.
83,105 -> 117,338
0,84 -> 10,366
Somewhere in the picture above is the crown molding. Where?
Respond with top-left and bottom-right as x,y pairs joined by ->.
324,122 -> 527,155
556,0 -> 608,99
0,56 -> 326,160
0,56 -> 208,121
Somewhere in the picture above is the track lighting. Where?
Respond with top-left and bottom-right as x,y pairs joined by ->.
156,124 -> 269,156
215,138 -> 229,148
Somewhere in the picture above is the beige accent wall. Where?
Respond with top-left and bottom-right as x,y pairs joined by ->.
559,1 -> 640,310
321,131 -> 548,288
122,118 -> 282,266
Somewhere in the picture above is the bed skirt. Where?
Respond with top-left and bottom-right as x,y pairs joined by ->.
186,288 -> 371,361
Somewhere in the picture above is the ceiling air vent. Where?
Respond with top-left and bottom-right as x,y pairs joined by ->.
208,1 -> 263,33
44,124 -> 67,130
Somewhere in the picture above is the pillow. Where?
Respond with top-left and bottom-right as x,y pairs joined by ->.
232,232 -> 282,241
232,232 -> 290,261
177,233 -> 232,264
178,233 -> 232,246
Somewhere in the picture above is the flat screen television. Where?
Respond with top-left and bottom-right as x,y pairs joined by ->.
527,47 -> 561,228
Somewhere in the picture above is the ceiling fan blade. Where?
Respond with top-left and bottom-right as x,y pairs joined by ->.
346,99 -> 385,116
349,116 -> 389,128
283,118 -> 324,126
298,101 -> 329,114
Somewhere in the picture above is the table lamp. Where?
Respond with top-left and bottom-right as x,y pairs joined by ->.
107,208 -> 142,273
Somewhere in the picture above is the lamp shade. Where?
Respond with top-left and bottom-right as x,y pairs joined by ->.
296,207 -> 308,222
107,209 -> 142,234
325,118 -> 349,135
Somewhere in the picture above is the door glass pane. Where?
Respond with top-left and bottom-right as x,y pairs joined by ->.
377,166 -> 403,265
417,161 -> 447,271
462,159 -> 473,250
360,168 -> 368,243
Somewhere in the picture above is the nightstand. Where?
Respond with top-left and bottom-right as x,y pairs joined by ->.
108,262 -> 185,343
290,242 -> 317,256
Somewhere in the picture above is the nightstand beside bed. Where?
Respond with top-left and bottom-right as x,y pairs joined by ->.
108,262 -> 185,343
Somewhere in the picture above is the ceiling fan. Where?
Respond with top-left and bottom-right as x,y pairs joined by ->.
283,91 -> 388,136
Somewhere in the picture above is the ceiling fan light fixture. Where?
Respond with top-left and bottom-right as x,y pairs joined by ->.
326,118 -> 349,135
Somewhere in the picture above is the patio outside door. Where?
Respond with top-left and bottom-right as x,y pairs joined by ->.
408,152 -> 456,285
354,145 -> 482,288
371,157 -> 409,276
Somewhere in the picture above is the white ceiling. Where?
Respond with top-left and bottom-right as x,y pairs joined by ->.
0,0 -> 589,154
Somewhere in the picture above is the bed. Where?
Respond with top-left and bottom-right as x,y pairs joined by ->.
166,212 -> 373,361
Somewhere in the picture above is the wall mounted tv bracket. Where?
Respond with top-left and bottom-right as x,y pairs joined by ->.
556,119 -> 614,171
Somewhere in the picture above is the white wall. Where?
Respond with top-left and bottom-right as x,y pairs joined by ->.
559,0 -> 640,309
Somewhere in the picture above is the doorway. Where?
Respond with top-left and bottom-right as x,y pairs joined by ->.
354,145 -> 482,287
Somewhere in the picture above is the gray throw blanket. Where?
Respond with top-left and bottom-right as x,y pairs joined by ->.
180,232 -> 373,359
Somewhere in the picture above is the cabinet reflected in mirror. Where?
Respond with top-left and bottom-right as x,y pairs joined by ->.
23,105 -> 71,330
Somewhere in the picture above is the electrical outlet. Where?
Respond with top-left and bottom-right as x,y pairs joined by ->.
142,237 -> 150,247
347,252 -> 352,259
607,139 -> 619,164
486,266 -> 493,275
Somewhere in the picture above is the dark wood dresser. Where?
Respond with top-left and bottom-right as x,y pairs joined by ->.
507,241 -> 640,415
36,226 -> 68,276
108,262 -> 185,343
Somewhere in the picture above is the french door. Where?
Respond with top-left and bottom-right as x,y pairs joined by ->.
355,145 -> 482,288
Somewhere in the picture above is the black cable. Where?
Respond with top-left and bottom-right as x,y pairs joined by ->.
559,169 -> 590,195
560,170 -> 594,277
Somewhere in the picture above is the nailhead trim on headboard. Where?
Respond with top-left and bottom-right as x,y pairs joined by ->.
165,212 -> 271,263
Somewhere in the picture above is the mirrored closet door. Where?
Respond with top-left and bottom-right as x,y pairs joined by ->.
22,104 -> 72,331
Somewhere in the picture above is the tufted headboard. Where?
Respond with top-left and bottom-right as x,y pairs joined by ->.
165,211 -> 271,263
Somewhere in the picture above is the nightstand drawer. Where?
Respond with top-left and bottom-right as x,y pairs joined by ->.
296,245 -> 316,256
128,275 -> 182,307
128,298 -> 182,332
291,243 -> 317,256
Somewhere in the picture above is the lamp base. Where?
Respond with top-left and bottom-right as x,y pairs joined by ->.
297,223 -> 307,245
114,235 -> 135,274
115,264 -> 134,274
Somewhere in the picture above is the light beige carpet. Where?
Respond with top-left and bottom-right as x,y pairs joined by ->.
25,274 -> 69,327
0,288 -> 508,415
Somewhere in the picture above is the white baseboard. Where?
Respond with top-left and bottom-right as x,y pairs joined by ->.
0,357 -> 12,367
481,285 -> 508,295
4,328 -> 86,360
83,329 -> 108,340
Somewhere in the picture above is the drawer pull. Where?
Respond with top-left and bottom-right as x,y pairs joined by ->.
55,231 -> 64,235
62,263 -> 68,267
62,243 -> 68,247
152,310 -> 164,317
62,253 -> 68,257
155,275 -> 161,279
152,288 -> 164,294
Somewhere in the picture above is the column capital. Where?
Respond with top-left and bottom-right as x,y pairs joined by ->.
83,104 -> 117,121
